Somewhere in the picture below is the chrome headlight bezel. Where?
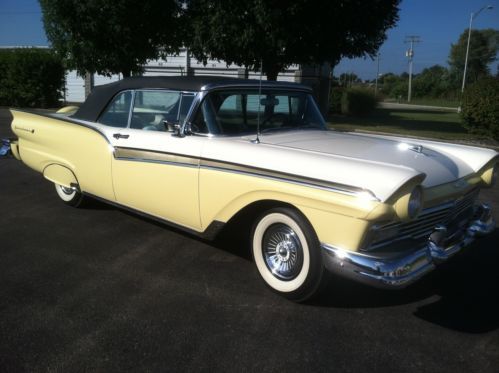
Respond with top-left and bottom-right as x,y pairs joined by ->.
408,185 -> 423,219
480,162 -> 498,187
492,163 -> 498,187
394,185 -> 424,221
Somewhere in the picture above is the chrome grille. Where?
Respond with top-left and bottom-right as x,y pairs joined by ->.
368,188 -> 479,250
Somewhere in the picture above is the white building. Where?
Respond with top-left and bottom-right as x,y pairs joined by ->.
64,48 -> 303,103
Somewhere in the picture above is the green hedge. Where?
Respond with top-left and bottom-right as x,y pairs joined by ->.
0,48 -> 65,108
461,77 -> 499,140
329,86 -> 344,114
340,88 -> 377,116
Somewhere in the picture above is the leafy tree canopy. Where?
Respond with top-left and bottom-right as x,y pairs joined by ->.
412,65 -> 452,98
40,0 -> 183,77
186,0 -> 400,80
449,28 -> 499,86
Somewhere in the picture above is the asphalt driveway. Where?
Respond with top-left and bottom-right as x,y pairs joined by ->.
1,108 -> 498,372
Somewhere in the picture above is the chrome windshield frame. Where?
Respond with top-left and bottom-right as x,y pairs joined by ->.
182,87 -> 326,137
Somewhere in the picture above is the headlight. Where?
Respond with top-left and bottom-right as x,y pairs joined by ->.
394,185 -> 423,221
408,186 -> 423,219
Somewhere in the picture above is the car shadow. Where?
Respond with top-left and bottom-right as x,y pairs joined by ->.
312,228 -> 499,333
82,197 -> 499,333
211,221 -> 499,334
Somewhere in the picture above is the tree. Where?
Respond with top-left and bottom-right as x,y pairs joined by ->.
379,73 -> 406,99
412,65 -> 452,98
449,28 -> 499,87
339,73 -> 361,86
185,0 -> 400,80
461,77 -> 499,140
0,48 -> 65,107
40,0 -> 183,77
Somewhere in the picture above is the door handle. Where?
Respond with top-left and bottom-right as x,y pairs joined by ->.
113,133 -> 130,139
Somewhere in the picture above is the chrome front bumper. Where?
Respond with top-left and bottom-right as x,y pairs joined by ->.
321,203 -> 496,289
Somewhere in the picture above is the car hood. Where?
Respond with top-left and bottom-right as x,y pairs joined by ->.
202,130 -> 497,202
258,130 -> 472,188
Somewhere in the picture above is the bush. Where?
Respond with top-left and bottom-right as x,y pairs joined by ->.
461,77 -> 499,140
329,86 -> 344,114
0,48 -> 65,108
340,88 -> 377,116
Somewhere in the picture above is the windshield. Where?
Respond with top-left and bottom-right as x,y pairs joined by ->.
191,90 -> 326,135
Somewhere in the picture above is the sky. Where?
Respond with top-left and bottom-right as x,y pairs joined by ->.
0,0 -> 498,80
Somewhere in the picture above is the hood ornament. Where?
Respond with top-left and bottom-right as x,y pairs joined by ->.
398,142 -> 424,154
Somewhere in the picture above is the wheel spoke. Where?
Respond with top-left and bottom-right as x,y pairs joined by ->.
262,223 -> 303,281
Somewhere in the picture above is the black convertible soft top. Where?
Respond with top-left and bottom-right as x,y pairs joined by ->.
72,76 -> 311,122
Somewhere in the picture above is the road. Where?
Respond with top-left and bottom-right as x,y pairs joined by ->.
1,109 -> 498,372
379,102 -> 459,112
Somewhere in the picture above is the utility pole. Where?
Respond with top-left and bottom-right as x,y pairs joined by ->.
375,53 -> 380,97
404,35 -> 421,103
461,5 -> 493,94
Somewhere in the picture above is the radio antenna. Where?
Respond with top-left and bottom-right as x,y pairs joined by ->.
252,59 -> 263,144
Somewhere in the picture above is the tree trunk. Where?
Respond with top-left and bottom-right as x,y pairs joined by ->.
264,63 -> 281,81
122,70 -> 131,78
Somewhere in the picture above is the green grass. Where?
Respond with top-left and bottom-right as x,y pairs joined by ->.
328,108 -> 488,141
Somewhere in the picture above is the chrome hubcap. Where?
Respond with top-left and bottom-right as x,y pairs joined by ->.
262,223 -> 303,280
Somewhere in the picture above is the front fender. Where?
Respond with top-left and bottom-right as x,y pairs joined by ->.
199,168 -> 394,251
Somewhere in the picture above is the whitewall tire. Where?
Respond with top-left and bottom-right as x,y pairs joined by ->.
54,183 -> 85,207
251,207 -> 326,301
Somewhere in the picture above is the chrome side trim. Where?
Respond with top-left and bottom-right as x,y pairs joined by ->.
200,159 -> 378,200
112,147 -> 378,200
114,147 -> 199,168
321,203 -> 495,289
201,83 -> 313,93
127,90 -> 136,128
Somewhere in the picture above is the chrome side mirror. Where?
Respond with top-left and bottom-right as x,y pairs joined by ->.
163,120 -> 183,137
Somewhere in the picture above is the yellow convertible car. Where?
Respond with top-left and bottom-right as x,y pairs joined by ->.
4,76 -> 498,301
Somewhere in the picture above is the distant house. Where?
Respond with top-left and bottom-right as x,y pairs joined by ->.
65,48 -> 301,103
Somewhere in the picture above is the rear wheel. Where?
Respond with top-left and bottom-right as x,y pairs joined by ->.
251,207 -> 326,302
54,183 -> 86,207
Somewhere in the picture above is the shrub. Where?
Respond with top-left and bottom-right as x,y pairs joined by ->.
340,88 -> 377,116
329,86 -> 344,114
461,77 -> 499,140
0,48 -> 65,108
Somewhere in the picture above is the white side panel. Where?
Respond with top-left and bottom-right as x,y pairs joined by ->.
94,73 -> 121,86
64,71 -> 85,103
142,49 -> 299,82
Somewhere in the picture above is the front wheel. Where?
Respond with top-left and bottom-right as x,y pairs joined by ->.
54,183 -> 86,207
251,207 -> 326,302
